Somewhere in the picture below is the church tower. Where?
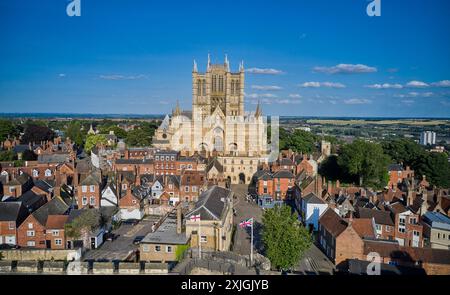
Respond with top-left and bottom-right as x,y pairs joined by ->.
192,54 -> 244,120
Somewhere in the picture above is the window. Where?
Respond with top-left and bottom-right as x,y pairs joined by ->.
166,246 -> 173,253
143,245 -> 149,252
409,217 -> 417,225
32,169 -> 39,177
52,230 -> 60,237
9,221 -> 15,230
185,186 -> 189,192
200,236 -> 207,243
27,230 -> 35,237
82,196 -> 88,206
413,230 -> 420,237
155,156 -> 159,161
90,185 -> 95,192
155,245 -> 161,252
386,226 -> 391,232
399,228 -> 405,233
45,169 -> 52,177
28,223 -> 33,229
27,241 -> 35,247
55,239 -> 62,246
90,196 -> 96,206
399,217 -> 406,226
171,156 -> 175,161
376,224 -> 382,231
82,185 -> 87,193
192,186 -> 197,192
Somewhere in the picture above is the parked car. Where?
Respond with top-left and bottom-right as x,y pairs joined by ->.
105,233 -> 119,241
0,244 -> 20,250
133,235 -> 145,245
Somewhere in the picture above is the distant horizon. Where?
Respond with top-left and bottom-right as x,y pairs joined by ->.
1,112 -> 449,120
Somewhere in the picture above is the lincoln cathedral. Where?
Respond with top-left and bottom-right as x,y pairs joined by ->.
153,55 -> 269,183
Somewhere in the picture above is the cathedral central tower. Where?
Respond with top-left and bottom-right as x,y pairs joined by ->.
192,54 -> 245,119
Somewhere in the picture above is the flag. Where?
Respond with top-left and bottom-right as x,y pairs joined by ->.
190,214 -> 201,221
239,218 -> 253,228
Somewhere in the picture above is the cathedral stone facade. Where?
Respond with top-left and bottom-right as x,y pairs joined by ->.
153,55 -> 269,183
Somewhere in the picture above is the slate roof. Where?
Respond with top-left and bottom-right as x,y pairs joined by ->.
38,153 -> 71,164
32,197 -> 69,226
422,212 -> 450,231
16,190 -> 45,210
356,207 -> 394,226
141,210 -> 189,245
115,158 -> 153,165
388,202 -> 409,215
34,179 -> 55,193
0,202 -> 25,222
303,192 -> 325,204
206,158 -> 223,174
388,164 -> 404,171
185,186 -> 233,221
6,173 -> 32,186
272,170 -> 295,179
80,173 -> 101,186
319,208 -> 348,237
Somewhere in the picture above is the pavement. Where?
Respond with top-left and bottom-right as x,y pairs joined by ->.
83,215 -> 161,261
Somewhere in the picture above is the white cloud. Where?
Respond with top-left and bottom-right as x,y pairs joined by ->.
431,80 -> 450,87
313,64 -> 377,74
406,80 -> 429,88
246,93 -> 277,99
343,98 -> 371,105
99,74 -> 147,80
58,73 -> 66,78
289,94 -> 302,98
251,85 -> 282,91
366,83 -> 403,89
394,92 -> 434,98
401,99 -> 415,105
299,81 -> 346,88
246,68 -> 284,75
329,100 -> 338,105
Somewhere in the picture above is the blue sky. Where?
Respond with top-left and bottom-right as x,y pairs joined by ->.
0,0 -> 450,117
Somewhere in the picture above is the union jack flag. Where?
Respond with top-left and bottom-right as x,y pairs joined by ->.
190,214 -> 201,221
239,218 -> 253,228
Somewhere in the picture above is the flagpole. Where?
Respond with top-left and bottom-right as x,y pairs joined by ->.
198,218 -> 201,259
250,221 -> 253,266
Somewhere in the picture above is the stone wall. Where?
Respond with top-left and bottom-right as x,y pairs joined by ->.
0,248 -> 82,261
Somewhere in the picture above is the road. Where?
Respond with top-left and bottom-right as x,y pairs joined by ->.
83,215 -> 161,261
230,184 -> 264,258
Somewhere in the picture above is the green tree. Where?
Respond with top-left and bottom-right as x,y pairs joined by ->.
338,140 -> 390,189
175,244 -> 190,262
414,152 -> 450,188
21,124 -> 55,144
262,205 -> 312,271
126,129 -> 152,147
0,150 -> 16,161
84,134 -> 107,153
279,128 -> 318,153
0,119 -> 19,141
65,121 -> 84,146
22,149 -> 38,161
64,209 -> 101,241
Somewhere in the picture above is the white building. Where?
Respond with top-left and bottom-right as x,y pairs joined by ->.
420,131 -> 436,146
300,193 -> 328,231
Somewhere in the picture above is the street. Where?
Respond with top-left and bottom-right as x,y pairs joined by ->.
83,215 -> 161,261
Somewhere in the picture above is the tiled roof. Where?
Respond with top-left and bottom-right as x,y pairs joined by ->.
46,215 -> 69,229
350,218 -> 375,238
319,208 -> 348,237
356,207 -> 394,226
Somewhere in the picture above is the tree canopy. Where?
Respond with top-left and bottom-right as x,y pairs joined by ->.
0,119 -> 20,142
279,128 -> 318,153
65,121 -> 85,146
84,134 -> 107,153
64,209 -> 101,240
262,205 -> 312,271
21,124 -> 55,144
338,140 -> 390,189
126,128 -> 152,147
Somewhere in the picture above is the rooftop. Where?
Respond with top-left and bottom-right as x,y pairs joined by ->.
141,211 -> 189,245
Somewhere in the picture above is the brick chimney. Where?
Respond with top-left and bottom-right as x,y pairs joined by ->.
176,205 -> 182,235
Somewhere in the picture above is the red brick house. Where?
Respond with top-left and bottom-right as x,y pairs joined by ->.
2,173 -> 33,198
0,202 -> 29,245
154,150 -> 179,175
180,170 -> 207,202
318,208 -> 375,268
17,197 -> 69,248
388,164 -> 414,190
45,215 -> 69,249
256,170 -> 295,201
76,173 -> 102,209
387,202 -> 423,247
